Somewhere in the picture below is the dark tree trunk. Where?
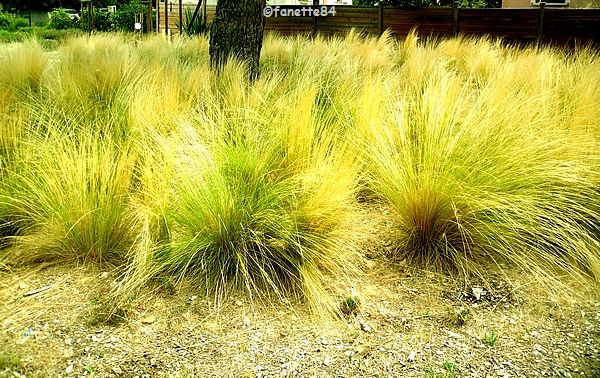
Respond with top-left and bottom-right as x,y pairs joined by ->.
209,0 -> 266,82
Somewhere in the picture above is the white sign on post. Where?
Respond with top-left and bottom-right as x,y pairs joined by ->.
134,22 -> 142,30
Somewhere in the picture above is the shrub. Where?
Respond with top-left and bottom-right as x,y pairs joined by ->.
0,12 -> 12,30
0,29 -> 21,42
111,0 -> 146,31
94,10 -> 114,32
12,17 -> 29,30
181,7 -> 206,35
0,12 -> 29,32
48,9 -> 78,30
80,9 -> 114,32
0,36 -> 361,314
34,27 -> 82,41
0,40 -> 47,101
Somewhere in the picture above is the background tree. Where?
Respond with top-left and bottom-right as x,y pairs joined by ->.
209,0 -> 266,82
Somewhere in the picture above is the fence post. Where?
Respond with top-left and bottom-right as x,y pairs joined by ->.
179,0 -> 182,34
452,1 -> 459,37
312,0 -> 319,38
379,2 -> 384,36
164,0 -> 169,36
537,2 -> 546,46
147,1 -> 152,33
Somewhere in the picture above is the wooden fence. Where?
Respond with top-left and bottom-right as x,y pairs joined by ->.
156,3 -> 600,47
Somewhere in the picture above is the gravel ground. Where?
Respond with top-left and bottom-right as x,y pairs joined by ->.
2,261 -> 599,378
1,205 -> 599,378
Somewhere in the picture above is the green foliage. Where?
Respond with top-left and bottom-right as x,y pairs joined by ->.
2,0 -> 79,11
340,295 -> 361,316
355,0 -> 429,6
458,0 -> 487,7
424,362 -> 459,378
35,26 -> 82,40
84,365 -> 95,374
442,361 -> 458,375
94,10 -> 113,31
0,29 -> 22,42
181,6 -> 206,35
48,9 -> 78,30
88,288 -> 129,326
111,0 -> 146,31
12,17 -> 29,29
0,12 -> 29,31
483,330 -> 498,346
0,12 -> 13,29
447,307 -> 469,327
0,27 -> 82,43
0,347 -> 24,371
80,8 -> 114,32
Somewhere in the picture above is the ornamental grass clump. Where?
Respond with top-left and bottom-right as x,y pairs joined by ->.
359,35 -> 600,283
0,31 -> 598,312
117,60 -> 361,313
3,128 -> 137,265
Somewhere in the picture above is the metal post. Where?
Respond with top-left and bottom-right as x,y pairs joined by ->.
537,2 -> 546,46
452,1 -> 459,37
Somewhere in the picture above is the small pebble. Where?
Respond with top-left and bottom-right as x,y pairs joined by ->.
141,315 -> 156,324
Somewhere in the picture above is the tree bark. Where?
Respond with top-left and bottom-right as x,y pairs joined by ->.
209,0 -> 266,82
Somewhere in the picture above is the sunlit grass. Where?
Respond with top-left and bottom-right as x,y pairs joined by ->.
358,34 -> 600,284
0,31 -> 598,314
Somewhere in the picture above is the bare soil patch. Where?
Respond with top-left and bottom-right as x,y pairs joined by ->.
1,205 -> 599,378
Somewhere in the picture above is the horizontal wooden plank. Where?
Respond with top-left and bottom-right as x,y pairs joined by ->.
156,5 -> 599,46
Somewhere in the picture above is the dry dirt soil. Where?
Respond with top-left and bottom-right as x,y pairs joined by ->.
1,205 -> 599,378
